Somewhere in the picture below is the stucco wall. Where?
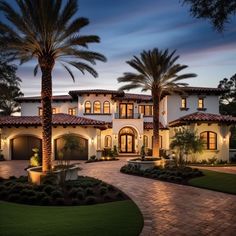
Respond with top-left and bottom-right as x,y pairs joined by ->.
169,124 -> 230,162
167,95 -> 219,122
1,126 -> 97,160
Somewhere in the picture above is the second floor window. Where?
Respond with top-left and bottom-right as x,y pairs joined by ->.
198,98 -> 204,109
93,101 -> 101,114
103,101 -> 110,114
85,101 -> 91,113
68,108 -> 76,116
181,98 -> 187,109
39,107 -> 56,116
200,131 -> 217,150
139,105 -> 153,116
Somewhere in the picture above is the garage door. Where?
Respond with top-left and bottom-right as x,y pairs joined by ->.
11,135 -> 42,160
54,135 -> 88,160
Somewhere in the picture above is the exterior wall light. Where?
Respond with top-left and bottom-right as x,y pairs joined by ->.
91,137 -> 94,144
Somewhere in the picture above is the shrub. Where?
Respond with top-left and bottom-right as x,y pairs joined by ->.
43,185 -> 55,195
41,196 -> 52,205
77,191 -> 85,200
115,192 -> 124,200
68,188 -> 78,198
71,198 -> 79,205
85,196 -> 97,205
36,192 -> 48,201
41,173 -> 58,185
51,190 -> 63,199
7,193 -> 20,202
90,155 -> 96,160
55,198 -> 65,205
107,185 -> 115,192
99,186 -> 108,195
85,187 -> 94,196
103,194 -> 111,201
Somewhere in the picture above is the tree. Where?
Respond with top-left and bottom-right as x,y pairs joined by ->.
182,0 -> 236,32
218,74 -> 236,116
170,128 -> 205,165
0,0 -> 106,172
0,55 -> 23,115
117,49 -> 196,157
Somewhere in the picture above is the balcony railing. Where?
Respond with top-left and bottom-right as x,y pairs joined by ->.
114,113 -> 141,119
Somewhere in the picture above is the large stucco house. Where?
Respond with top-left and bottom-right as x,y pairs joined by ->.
0,87 -> 235,162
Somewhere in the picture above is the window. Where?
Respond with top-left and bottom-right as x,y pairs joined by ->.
198,98 -> 204,109
85,101 -> 91,114
38,108 -> 43,116
104,135 -> 112,148
200,131 -> 217,150
93,101 -> 101,114
139,105 -> 153,116
52,108 -> 56,114
68,108 -> 76,116
38,107 -> 56,116
181,98 -> 187,109
103,101 -> 110,114
143,135 -> 148,147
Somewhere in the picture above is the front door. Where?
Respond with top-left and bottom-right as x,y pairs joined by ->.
120,134 -> 134,153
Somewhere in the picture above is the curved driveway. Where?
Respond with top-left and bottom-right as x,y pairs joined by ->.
80,160 -> 236,236
1,160 -> 236,236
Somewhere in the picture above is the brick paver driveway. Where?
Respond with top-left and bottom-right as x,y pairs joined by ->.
1,160 -> 236,236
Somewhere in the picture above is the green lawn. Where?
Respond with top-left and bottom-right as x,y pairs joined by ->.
0,200 -> 143,236
189,170 -> 236,194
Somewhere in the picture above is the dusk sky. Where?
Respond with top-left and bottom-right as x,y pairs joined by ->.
2,0 -> 236,96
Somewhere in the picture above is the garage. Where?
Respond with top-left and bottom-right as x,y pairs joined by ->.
54,135 -> 88,160
11,135 -> 42,160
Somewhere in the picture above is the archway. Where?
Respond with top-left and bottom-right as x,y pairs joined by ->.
119,127 -> 136,153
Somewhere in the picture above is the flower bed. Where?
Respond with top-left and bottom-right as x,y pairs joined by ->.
0,175 -> 128,206
120,164 -> 203,183
86,157 -> 119,163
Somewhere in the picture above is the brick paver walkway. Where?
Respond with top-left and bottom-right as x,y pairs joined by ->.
1,160 -> 236,236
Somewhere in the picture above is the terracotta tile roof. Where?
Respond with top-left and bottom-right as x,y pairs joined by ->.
15,95 -> 73,102
144,122 -> 167,130
69,89 -> 124,97
169,112 -> 236,127
0,113 -> 106,128
114,93 -> 152,101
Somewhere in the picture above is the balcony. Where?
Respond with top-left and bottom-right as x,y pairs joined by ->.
114,113 -> 142,119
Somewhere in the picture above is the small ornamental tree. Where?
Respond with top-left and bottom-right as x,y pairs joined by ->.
170,128 -> 205,166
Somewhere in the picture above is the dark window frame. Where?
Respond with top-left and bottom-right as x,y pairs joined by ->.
200,131 -> 217,150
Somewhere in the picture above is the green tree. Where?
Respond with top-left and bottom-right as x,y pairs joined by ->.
0,0 -> 106,172
170,128 -> 205,165
0,55 -> 23,115
182,0 -> 236,32
117,49 -> 196,157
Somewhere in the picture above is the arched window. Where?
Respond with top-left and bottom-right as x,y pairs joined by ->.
93,101 -> 101,114
85,101 -> 91,114
103,101 -> 110,114
143,135 -> 148,147
104,135 -> 112,148
200,131 -> 217,150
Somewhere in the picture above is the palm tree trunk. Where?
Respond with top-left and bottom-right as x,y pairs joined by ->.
152,89 -> 160,157
39,57 -> 54,172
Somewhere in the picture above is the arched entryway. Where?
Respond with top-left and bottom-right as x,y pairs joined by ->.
11,135 -> 42,160
119,127 -> 136,153
54,134 -> 88,160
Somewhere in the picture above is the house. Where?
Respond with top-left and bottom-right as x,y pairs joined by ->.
0,87 -> 235,162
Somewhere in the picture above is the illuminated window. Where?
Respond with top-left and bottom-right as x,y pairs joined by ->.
39,107 -> 56,115
52,108 -> 56,114
103,101 -> 110,114
139,105 -> 153,116
200,131 -> 217,150
85,101 -> 91,113
68,108 -> 76,116
93,101 -> 101,114
38,108 -> 43,116
104,135 -> 112,148
181,98 -> 187,109
198,98 -> 204,109
143,135 -> 148,147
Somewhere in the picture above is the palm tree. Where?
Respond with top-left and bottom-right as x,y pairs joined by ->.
117,48 -> 196,158
0,0 -> 106,172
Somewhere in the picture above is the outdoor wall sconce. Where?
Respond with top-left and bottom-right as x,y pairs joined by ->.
2,136 -> 7,144
91,138 -> 94,144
